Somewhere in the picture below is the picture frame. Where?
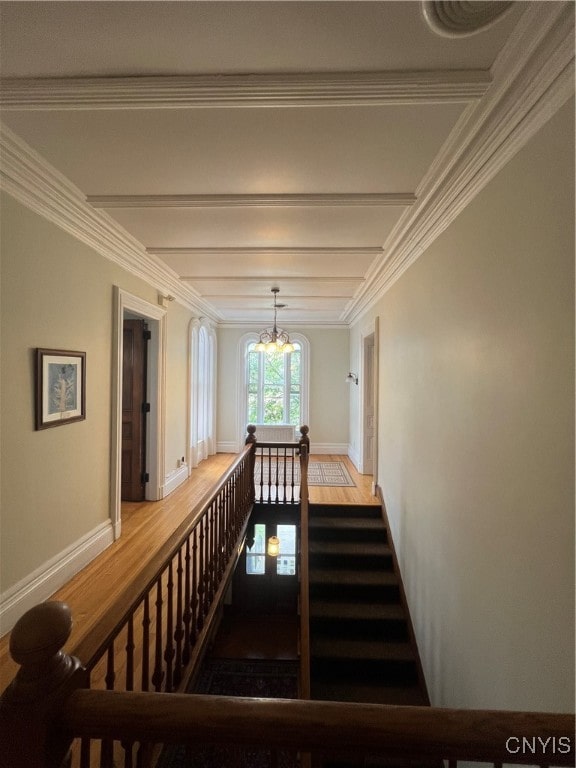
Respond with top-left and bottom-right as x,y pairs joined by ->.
35,348 -> 86,430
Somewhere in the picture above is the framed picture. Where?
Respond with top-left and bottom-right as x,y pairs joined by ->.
35,348 -> 86,430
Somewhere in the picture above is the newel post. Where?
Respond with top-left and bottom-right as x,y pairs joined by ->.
245,424 -> 257,501
298,425 -> 310,502
0,601 -> 87,768
298,424 -> 310,461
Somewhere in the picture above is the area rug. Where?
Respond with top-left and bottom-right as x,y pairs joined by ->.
157,659 -> 299,768
255,460 -> 355,487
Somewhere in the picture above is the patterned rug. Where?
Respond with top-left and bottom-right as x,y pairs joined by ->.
157,659 -> 299,768
255,460 -> 355,487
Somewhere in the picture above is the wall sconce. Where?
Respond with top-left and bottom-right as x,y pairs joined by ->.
346,372 -> 359,385
267,536 -> 280,557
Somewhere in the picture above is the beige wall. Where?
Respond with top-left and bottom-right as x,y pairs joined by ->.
0,195 -> 197,595
216,326 -> 350,450
164,301 -> 194,476
351,100 -> 574,711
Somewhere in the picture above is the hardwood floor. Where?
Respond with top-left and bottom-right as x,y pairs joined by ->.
0,453 -> 377,691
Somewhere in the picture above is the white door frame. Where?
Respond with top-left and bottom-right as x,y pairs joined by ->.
110,287 -> 167,539
359,317 -> 379,493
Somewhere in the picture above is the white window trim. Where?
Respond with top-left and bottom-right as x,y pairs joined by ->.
237,331 -> 309,448
189,318 -> 217,470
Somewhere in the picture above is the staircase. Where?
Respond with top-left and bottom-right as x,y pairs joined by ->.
308,503 -> 428,707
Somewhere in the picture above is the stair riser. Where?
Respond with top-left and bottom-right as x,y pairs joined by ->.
310,505 -> 382,520
309,527 -> 388,544
311,658 -> 419,686
317,757 -> 439,768
310,618 -> 409,643
310,583 -> 400,602
309,553 -> 393,571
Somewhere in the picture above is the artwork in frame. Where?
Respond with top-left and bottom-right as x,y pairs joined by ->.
35,348 -> 86,430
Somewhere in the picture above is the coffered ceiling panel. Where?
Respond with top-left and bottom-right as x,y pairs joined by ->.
0,2 -> 523,77
158,250 -> 377,280
104,206 -> 408,249
1,105 -> 465,195
1,2 -> 571,325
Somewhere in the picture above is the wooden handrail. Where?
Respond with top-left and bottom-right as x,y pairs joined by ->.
247,427 -> 303,503
3,439 -> 573,768
73,444 -> 253,671
59,688 -> 575,765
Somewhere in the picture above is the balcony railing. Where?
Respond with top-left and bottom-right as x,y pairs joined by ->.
0,429 -> 573,768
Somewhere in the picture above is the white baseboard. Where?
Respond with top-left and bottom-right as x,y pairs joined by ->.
312,442 -> 349,455
217,441 -> 239,453
162,463 -> 189,496
0,519 -> 114,637
348,445 -> 361,470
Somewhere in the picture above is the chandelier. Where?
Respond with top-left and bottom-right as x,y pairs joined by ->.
254,288 -> 295,354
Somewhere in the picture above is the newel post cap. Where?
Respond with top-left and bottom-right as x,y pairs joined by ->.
10,601 -> 72,668
1,602 -> 85,768
245,424 -> 257,445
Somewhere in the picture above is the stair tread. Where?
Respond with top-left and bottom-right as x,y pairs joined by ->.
310,568 -> 397,586
310,517 -> 385,530
312,637 -> 415,661
310,601 -> 404,621
311,682 -> 427,706
310,504 -> 381,514
309,541 -> 391,556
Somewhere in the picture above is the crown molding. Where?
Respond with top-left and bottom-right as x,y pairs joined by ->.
0,70 -> 490,111
87,192 -> 416,209
185,275 -> 363,284
148,246 -> 383,259
0,123 -> 223,321
218,320 -> 349,330
344,1 -> 575,324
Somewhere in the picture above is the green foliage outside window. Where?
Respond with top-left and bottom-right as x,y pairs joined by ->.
247,343 -> 301,425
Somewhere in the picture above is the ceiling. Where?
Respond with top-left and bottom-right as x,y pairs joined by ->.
0,1 -> 569,327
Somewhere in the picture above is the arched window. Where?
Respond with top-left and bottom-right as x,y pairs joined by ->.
239,333 -> 309,440
190,319 -> 216,467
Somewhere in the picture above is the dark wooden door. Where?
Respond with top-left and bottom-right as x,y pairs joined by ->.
121,319 -> 149,502
232,515 -> 299,616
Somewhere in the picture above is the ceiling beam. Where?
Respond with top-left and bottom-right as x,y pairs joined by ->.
343,1 -> 575,323
87,193 -> 416,209
0,70 -> 490,110
183,276 -> 363,282
147,247 -> 383,259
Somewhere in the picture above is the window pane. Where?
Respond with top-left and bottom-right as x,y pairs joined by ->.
247,393 -> 258,424
246,523 -> 266,575
276,524 -> 296,576
263,386 -> 284,424
245,340 -> 303,428
290,347 -> 301,381
248,349 -> 260,387
264,348 -> 285,386
289,393 -> 300,425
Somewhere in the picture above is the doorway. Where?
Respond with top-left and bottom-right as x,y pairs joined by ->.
359,317 -> 379,493
111,288 -> 167,539
362,333 -> 375,475
121,318 -> 149,502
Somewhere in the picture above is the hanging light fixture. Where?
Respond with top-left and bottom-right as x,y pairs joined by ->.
267,535 -> 280,557
254,288 -> 295,354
